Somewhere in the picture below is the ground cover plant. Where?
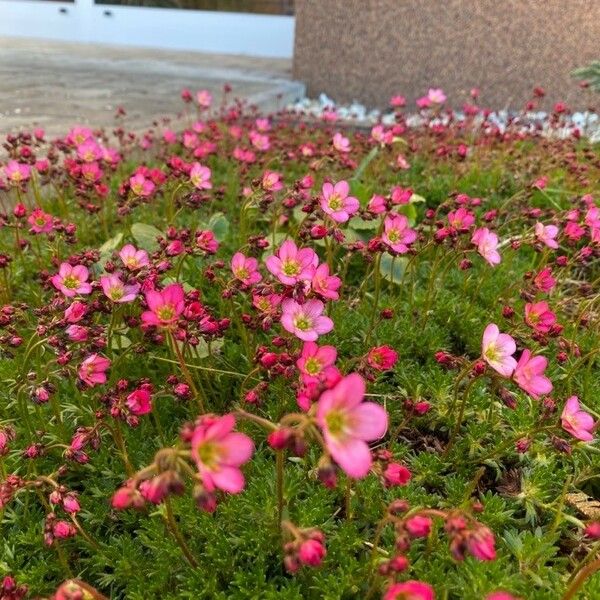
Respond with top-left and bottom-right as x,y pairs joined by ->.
0,86 -> 599,599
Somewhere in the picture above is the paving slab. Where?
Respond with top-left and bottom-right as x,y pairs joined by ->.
0,37 -> 305,137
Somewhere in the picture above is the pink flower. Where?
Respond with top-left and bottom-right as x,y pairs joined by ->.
129,173 -> 155,197
535,222 -> 559,249
190,162 -> 212,190
390,94 -> 406,108
297,341 -> 337,384
100,274 -> 140,303
427,88 -> 447,104
196,89 -> 213,108
513,349 -> 552,399
367,345 -> 398,371
141,283 -> 185,328
367,194 -> 387,214
561,396 -> 595,442
27,208 -> 54,234
316,373 -> 388,478
311,263 -> 342,300
265,240 -> 318,285
384,580 -> 435,600
231,252 -> 262,286
66,325 -> 88,342
467,526 -> 496,561
281,299 -> 334,341
262,170 -> 283,192
77,139 -> 102,163
298,538 -> 326,566
472,227 -> 501,266
78,354 -> 111,387
253,292 -> 282,314
524,301 -> 556,333
332,132 -> 350,153
447,207 -> 475,231
406,515 -> 432,537
4,160 -> 31,184
65,301 -> 87,323
534,268 -> 556,292
481,324 -> 517,377
195,230 -> 219,254
533,176 -> 548,190
191,414 -> 254,493
126,389 -> 152,415
383,463 -> 412,487
382,214 -> 417,254
119,244 -> 149,270
486,593 -> 520,600
51,263 -> 92,297
320,180 -> 359,223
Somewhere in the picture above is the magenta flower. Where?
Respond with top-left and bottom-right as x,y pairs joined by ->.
28,208 -> 54,234
382,213 -> 417,254
447,207 -> 475,231
467,526 -> 497,561
296,341 -> 337,384
191,414 -> 254,494
78,354 -> 111,387
384,580 -> 435,600
481,324 -> 517,377
195,230 -> 219,254
141,283 -> 185,328
65,301 -> 87,323
534,268 -> 556,292
265,240 -> 317,285
316,373 -> 388,478
281,299 -> 333,341
472,227 -> 501,266
231,252 -> 262,286
367,345 -> 398,371
311,263 -> 342,300
126,389 -> 152,415
524,301 -> 556,333
51,263 -> 92,297
561,396 -> 595,442
513,349 -> 552,398
534,222 -> 559,249
100,274 -> 140,303
320,181 -> 359,223
119,244 -> 149,270
190,162 -> 212,190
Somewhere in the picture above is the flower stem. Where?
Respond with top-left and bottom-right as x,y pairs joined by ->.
164,497 -> 198,568
562,557 -> 600,600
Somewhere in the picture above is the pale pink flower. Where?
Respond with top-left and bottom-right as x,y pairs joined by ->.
141,283 -> 185,328
28,208 -> 54,234
524,301 -> 556,333
249,131 -> 270,151
316,373 -> 388,478
382,214 -> 417,254
231,252 -> 262,286
281,299 -> 333,341
472,227 -> 501,266
265,240 -> 318,285
51,263 -> 92,297
119,244 -> 149,270
481,324 -> 517,377
196,89 -> 213,108
332,132 -> 350,153
427,88 -> 447,104
262,170 -> 283,192
513,349 -> 552,399
255,117 -> 271,132
4,160 -> 31,184
296,342 -> 337,384
561,396 -> 595,442
252,293 -> 282,314
100,274 -> 140,303
78,354 -> 111,387
66,325 -> 88,342
67,126 -> 93,146
396,154 -> 410,169
535,222 -> 559,249
191,414 -> 254,494
311,263 -> 342,300
190,162 -> 212,190
384,581 -> 435,600
129,173 -> 155,197
321,180 -> 359,223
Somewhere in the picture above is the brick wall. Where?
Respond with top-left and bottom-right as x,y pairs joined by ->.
293,0 -> 600,109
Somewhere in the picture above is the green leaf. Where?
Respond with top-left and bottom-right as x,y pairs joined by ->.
379,252 -> 407,284
409,193 -> 426,204
131,222 -> 163,251
207,212 -> 230,241
352,146 -> 379,181
99,232 -> 123,258
350,216 -> 380,230
349,180 -> 371,208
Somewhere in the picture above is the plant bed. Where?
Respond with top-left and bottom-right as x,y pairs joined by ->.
0,88 -> 599,600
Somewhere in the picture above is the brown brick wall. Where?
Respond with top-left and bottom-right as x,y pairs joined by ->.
293,0 -> 600,109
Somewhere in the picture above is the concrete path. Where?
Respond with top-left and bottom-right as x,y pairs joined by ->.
0,37 -> 304,137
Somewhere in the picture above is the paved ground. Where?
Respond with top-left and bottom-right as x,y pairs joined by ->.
0,37 -> 304,138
